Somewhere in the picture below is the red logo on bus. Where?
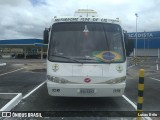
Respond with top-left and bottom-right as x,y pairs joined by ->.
84,78 -> 91,83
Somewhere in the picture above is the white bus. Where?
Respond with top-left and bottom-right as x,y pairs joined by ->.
44,9 -> 128,97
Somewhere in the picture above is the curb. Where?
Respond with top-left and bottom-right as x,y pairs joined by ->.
0,93 -> 22,111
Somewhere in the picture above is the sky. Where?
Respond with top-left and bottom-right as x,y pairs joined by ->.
0,0 -> 160,39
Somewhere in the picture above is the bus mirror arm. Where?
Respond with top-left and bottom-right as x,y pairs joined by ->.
43,28 -> 49,44
124,33 -> 134,57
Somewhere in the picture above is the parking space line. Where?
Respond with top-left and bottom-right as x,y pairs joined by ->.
122,95 -> 137,110
23,81 -> 46,99
0,93 -> 22,111
0,68 -> 24,77
124,65 -> 137,110
122,95 -> 152,120
127,65 -> 135,69
0,63 -> 6,66
150,77 -> 160,82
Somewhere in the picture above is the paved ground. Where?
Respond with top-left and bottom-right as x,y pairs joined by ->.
0,58 -> 160,120
0,59 -> 46,96
126,58 -> 160,111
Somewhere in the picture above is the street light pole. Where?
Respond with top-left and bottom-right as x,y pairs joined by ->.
144,30 -> 146,57
135,13 -> 138,57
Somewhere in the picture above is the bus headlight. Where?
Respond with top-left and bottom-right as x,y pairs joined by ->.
105,76 -> 126,84
47,75 -> 68,83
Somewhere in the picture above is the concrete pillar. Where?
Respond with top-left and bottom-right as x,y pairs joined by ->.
134,48 -> 136,57
41,47 -> 43,60
158,48 -> 160,58
24,47 -> 27,59
9,48 -> 11,58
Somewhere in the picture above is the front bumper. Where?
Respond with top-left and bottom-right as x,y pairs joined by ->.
47,81 -> 126,97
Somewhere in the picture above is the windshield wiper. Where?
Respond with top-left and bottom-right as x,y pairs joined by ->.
52,55 -> 82,63
77,58 -> 96,60
75,57 -> 111,63
75,57 -> 99,61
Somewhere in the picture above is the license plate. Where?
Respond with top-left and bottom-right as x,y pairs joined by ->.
79,89 -> 95,94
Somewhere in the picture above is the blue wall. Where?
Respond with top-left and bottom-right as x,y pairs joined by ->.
127,31 -> 160,48
0,39 -> 43,45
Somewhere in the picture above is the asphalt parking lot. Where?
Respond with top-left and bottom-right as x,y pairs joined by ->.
0,59 -> 46,95
0,58 -> 160,120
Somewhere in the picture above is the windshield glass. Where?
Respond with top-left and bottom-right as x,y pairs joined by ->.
48,22 -> 125,63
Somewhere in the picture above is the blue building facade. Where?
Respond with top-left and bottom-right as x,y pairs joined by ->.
127,31 -> 160,49
0,38 -> 43,45
0,39 -> 47,59
127,31 -> 160,57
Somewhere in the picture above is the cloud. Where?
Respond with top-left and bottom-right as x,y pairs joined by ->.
0,0 -> 28,6
0,0 -> 160,39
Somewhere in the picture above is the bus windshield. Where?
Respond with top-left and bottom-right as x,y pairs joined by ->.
48,22 -> 125,63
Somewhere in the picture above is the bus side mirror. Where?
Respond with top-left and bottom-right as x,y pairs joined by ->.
43,28 -> 49,44
124,33 -> 134,56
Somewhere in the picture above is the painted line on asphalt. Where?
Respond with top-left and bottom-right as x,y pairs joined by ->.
122,95 -> 137,110
0,68 -> 24,77
0,93 -> 22,111
23,81 -> 46,99
124,65 -> 137,110
127,65 -> 135,69
122,95 -> 152,120
150,77 -> 160,82
0,63 -> 6,66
